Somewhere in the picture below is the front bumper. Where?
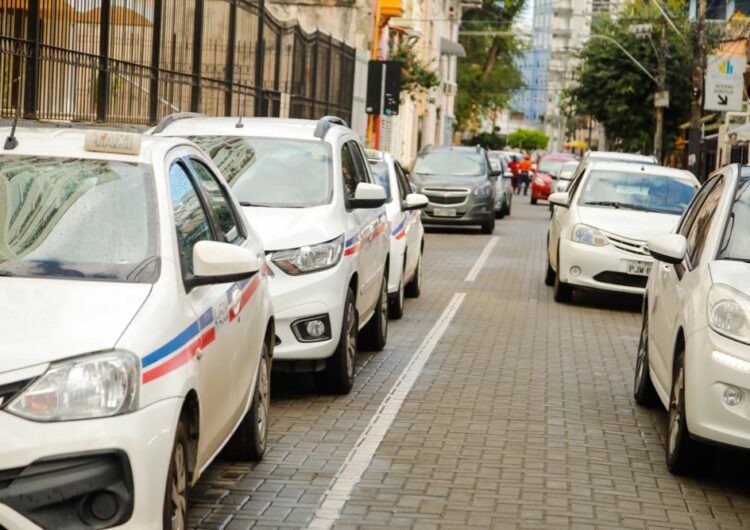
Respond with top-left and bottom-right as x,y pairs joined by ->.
422,200 -> 493,226
0,397 -> 182,529
558,239 -> 651,295
685,329 -> 750,450
269,261 -> 347,361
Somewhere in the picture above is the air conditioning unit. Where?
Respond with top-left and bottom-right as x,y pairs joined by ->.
443,81 -> 458,96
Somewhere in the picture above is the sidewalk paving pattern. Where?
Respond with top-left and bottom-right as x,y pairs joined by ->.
188,202 -> 750,529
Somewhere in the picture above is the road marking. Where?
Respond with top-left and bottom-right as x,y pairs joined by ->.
307,293 -> 466,530
464,236 -> 498,282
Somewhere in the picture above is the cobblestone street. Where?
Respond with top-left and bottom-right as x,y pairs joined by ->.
188,201 -> 750,529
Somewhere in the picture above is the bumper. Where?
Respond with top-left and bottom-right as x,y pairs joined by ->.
269,262 -> 347,361
558,239 -> 650,295
0,397 -> 182,529
531,184 -> 551,200
422,202 -> 493,226
685,329 -> 750,450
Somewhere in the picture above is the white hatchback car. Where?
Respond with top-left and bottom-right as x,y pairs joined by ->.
635,164 -> 750,473
366,150 -> 428,318
546,161 -> 698,302
155,115 -> 390,394
0,129 -> 274,529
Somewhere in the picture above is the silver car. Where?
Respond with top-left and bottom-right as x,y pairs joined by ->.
489,151 -> 513,218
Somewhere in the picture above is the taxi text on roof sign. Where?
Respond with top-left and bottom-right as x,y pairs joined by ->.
84,131 -> 141,155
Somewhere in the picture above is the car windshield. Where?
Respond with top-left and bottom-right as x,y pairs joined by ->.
190,136 -> 332,208
579,170 -> 696,215
0,155 -> 158,282
559,162 -> 578,180
368,160 -> 391,200
413,152 -> 485,177
539,159 -> 569,176
719,177 -> 750,262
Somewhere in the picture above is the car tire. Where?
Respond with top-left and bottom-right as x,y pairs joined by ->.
223,343 -> 271,461
388,277 -> 405,320
531,197 -> 538,205
553,247 -> 572,303
666,352 -> 713,475
163,418 -> 189,530
360,273 -> 388,351
544,259 -> 555,287
405,252 -> 422,298
481,214 -> 495,234
318,288 -> 358,395
633,311 -> 658,407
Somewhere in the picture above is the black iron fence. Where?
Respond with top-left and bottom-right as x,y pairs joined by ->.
0,0 -> 355,125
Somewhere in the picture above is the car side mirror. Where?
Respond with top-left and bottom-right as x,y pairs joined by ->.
489,169 -> 502,178
186,241 -> 260,290
548,192 -> 570,208
403,193 -> 428,211
348,182 -> 387,209
648,234 -> 687,265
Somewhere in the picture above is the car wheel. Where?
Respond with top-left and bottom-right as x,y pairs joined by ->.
405,252 -> 422,298
531,197 -> 538,205
481,214 -> 494,234
544,259 -> 555,287
361,273 -> 388,351
163,419 -> 189,530
388,276 -> 405,320
223,343 -> 271,460
666,352 -> 713,475
318,288 -> 357,395
633,311 -> 658,406
507,197 -> 512,216
553,247 -> 572,303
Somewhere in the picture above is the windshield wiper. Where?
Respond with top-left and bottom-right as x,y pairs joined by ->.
584,201 -> 651,212
240,201 -> 273,208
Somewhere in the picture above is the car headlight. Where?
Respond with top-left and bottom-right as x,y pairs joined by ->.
271,235 -> 344,275
473,184 -> 492,198
534,177 -> 546,186
6,351 -> 140,422
572,224 -> 609,246
708,284 -> 750,344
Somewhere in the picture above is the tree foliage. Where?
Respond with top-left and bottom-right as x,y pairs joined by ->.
456,0 -> 527,131
391,41 -> 441,97
464,132 -> 508,150
508,129 -> 549,150
563,0 -> 693,152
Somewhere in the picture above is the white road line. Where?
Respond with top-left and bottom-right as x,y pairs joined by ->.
464,236 -> 498,282
307,293 -> 466,530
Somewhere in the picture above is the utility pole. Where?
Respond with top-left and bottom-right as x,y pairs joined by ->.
654,20 -> 667,163
688,0 -> 706,179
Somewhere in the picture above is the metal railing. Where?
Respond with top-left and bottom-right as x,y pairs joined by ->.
0,0 -> 355,125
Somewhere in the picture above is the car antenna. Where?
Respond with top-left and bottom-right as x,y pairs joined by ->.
236,91 -> 246,129
4,104 -> 20,150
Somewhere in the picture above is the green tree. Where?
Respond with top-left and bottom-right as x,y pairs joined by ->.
508,129 -> 549,150
563,0 -> 694,152
456,0 -> 527,131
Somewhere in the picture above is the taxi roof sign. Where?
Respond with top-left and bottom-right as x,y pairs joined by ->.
84,131 -> 141,155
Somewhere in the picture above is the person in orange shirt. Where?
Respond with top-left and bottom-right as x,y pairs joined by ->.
517,153 -> 533,196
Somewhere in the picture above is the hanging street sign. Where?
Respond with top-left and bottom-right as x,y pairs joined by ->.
705,55 -> 747,112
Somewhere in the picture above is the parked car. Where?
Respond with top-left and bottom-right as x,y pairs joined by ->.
366,150 -> 428,318
582,151 -> 658,165
634,164 -> 750,474
0,129 -> 274,528
545,161 -> 698,302
154,115 -> 390,394
489,151 -> 514,218
411,145 -> 501,234
554,160 -> 580,193
531,153 -> 577,205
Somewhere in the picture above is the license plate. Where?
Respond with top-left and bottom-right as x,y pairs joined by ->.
433,207 -> 456,217
626,260 -> 651,276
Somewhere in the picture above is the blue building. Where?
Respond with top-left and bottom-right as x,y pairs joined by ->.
510,49 -> 550,122
691,0 -> 750,19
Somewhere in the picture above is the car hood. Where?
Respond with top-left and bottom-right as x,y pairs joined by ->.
242,204 -> 344,251
0,279 -> 151,373
412,173 -> 487,189
577,206 -> 680,241
709,261 -> 750,297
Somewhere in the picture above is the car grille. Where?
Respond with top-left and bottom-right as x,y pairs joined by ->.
594,271 -> 648,288
422,187 -> 470,206
0,378 -> 32,409
603,232 -> 649,257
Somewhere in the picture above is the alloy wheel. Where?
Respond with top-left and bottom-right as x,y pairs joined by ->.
379,278 -> 388,337
345,302 -> 356,379
257,357 -> 270,447
668,365 -> 685,457
634,316 -> 649,393
170,442 -> 187,530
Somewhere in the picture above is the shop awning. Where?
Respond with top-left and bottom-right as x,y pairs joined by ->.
440,37 -> 466,58
565,140 -> 588,149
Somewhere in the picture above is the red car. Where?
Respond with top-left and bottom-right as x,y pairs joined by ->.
531,153 -> 577,204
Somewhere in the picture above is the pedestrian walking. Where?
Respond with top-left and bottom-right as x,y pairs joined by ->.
508,154 -> 520,193
517,153 -> 533,196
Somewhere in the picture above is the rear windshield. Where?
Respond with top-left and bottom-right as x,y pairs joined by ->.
190,136 -> 332,208
0,156 -> 158,282
539,159 -> 570,176
413,152 -> 485,177
579,170 -> 696,215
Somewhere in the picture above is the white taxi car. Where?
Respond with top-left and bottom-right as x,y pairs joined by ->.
546,161 -> 698,302
366,150 -> 428,318
634,164 -> 750,473
154,115 -> 390,395
0,129 -> 274,529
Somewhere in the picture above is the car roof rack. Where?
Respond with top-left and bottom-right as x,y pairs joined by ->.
314,116 -> 348,139
149,112 -> 206,135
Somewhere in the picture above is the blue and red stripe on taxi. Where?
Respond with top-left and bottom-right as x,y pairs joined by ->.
344,214 -> 389,256
141,274 -> 261,384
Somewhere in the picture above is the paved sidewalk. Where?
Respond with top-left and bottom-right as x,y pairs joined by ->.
189,201 -> 750,529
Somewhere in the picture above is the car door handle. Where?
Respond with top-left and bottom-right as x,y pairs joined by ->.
231,289 -> 242,315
